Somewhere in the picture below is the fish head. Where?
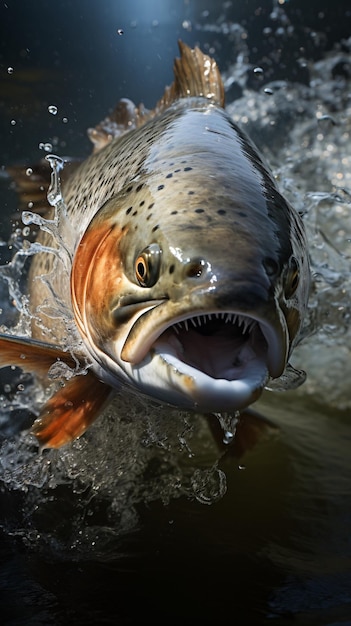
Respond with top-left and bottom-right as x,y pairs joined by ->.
71,151 -> 310,413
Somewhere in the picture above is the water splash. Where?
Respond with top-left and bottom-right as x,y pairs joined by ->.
0,22 -> 351,546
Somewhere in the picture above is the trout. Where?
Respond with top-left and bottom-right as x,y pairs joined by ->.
1,42 -> 310,447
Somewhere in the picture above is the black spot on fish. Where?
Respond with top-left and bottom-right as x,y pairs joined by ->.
188,191 -> 194,195
146,214 -> 152,220
238,211 -> 247,218
195,208 -> 205,213
217,209 -> 226,215
139,200 -> 145,207
152,225 -> 159,232
148,203 -> 154,210
184,167 -> 193,172
126,185 -> 133,193
136,184 -> 143,192
132,210 -> 137,216
170,210 -> 178,215
157,185 -> 165,191
126,207 -> 132,215
169,264 -> 175,274
166,173 -> 173,179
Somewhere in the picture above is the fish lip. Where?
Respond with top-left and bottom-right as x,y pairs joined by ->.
119,300 -> 288,381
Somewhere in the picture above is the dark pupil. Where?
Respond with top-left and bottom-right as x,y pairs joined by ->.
137,261 -> 146,277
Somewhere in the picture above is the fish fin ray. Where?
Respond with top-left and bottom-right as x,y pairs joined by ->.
87,98 -> 148,153
87,41 -> 225,153
0,332 -> 78,376
32,372 -> 112,448
172,40 -> 225,105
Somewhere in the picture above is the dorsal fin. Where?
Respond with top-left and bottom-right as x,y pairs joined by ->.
88,41 -> 225,153
158,40 -> 225,109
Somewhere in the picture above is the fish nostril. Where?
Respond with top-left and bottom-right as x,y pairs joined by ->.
185,259 -> 206,279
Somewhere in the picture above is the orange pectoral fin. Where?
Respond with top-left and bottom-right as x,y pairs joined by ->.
0,332 -> 77,375
0,332 -> 113,447
32,371 -> 113,448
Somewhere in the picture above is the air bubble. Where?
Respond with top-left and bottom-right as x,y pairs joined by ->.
253,67 -> 264,74
7,67 -> 14,74
26,168 -> 33,176
117,28 -> 124,35
10,119 -> 16,126
48,105 -> 58,115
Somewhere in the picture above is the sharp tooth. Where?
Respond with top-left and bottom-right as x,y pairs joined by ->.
197,316 -> 202,326
207,313 -> 212,321
184,319 -> 189,331
191,318 -> 197,328
174,325 -> 180,335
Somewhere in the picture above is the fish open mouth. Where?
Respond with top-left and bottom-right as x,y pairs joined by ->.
119,305 -> 288,412
157,312 -> 267,380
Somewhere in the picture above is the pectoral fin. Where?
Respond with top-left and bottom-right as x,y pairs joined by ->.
0,332 -> 77,374
32,372 -> 113,448
0,332 -> 112,447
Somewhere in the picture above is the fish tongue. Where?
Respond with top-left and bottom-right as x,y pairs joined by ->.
157,327 -> 264,382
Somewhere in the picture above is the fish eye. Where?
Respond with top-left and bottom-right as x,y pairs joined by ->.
135,243 -> 162,287
285,256 -> 300,298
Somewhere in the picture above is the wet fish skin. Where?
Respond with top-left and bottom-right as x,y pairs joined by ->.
1,41 -> 311,447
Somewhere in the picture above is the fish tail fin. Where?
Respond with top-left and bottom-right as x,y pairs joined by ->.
32,372 -> 112,448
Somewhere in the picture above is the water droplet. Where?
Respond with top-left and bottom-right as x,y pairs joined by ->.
48,105 -> 58,115
117,28 -> 124,35
25,168 -> 33,176
182,20 -> 192,31
253,66 -> 264,74
17,384 -> 25,391
10,119 -> 16,126
39,142 -> 53,152
7,66 -> 14,74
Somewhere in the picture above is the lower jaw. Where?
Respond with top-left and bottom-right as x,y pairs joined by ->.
141,350 -> 270,413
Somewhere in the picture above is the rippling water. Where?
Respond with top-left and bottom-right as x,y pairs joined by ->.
1,2 -> 351,624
